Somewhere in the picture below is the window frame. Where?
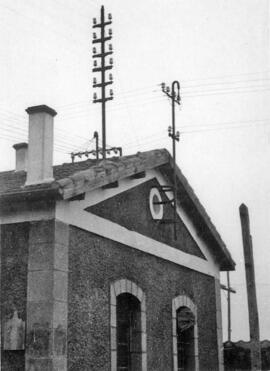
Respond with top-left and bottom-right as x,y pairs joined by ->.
172,295 -> 199,371
110,279 -> 147,371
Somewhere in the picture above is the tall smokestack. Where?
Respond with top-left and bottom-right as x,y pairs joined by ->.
13,142 -> 28,172
25,105 -> 57,185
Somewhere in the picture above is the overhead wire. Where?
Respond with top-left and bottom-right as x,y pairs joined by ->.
1,75 -> 270,153
1,3 -> 269,155
1,114 -> 270,156
54,82 -> 270,120
55,73 -> 270,111
179,70 -> 270,84
56,76 -> 270,113
0,117 -> 88,152
116,118 -> 270,151
0,108 -> 88,141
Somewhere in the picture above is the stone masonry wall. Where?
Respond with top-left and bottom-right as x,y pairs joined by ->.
68,226 -> 219,371
1,222 -> 29,371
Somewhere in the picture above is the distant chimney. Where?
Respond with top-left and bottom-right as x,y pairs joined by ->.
25,105 -> 57,186
13,142 -> 28,172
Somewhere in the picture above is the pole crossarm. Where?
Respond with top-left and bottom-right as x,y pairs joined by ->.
220,284 -> 236,294
92,36 -> 112,44
70,131 -> 122,162
93,81 -> 113,88
93,97 -> 113,104
92,65 -> 113,73
92,51 -> 113,58
93,21 -> 112,29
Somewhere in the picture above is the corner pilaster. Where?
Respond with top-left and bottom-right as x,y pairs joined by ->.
25,220 -> 69,371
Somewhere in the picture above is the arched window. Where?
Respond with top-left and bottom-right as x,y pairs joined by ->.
172,295 -> 199,371
110,279 -> 147,371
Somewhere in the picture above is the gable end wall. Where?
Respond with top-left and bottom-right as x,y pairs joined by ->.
68,226 -> 220,371
88,178 -> 205,260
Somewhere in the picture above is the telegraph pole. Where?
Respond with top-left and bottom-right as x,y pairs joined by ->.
239,203 -> 261,371
92,6 -> 114,159
227,272 -> 232,342
221,273 -> 236,342
161,81 -> 180,240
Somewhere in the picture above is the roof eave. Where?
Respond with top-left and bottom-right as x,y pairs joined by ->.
0,182 -> 60,205
57,149 -> 170,200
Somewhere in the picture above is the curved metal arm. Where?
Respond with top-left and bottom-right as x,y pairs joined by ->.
172,81 -> 181,103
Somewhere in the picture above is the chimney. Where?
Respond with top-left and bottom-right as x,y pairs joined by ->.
13,142 -> 28,172
25,105 -> 57,186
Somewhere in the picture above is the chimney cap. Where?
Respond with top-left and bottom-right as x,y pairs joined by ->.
25,105 -> 57,117
13,142 -> 28,150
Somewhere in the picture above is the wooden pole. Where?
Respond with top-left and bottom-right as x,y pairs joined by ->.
221,277 -> 236,342
239,203 -> 261,371
227,271 -> 232,342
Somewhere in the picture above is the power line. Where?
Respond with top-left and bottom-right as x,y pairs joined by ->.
0,119 -> 87,152
54,82 -> 270,118
0,111 -> 88,141
1,84 -> 268,149
177,118 -> 270,131
55,74 -> 270,112
120,119 -> 270,149
179,70 -> 270,84
1,116 -> 270,156
181,77 -> 270,90
2,115 -> 269,153
182,86 -> 270,100
57,78 -> 270,112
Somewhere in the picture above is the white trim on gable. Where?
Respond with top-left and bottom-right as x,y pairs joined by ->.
56,201 -> 219,278
72,169 -> 219,271
56,168 -> 220,277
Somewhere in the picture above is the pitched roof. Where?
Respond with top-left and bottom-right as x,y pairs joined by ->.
0,148 -> 235,271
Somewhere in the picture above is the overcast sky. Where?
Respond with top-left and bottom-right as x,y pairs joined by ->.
0,0 -> 269,341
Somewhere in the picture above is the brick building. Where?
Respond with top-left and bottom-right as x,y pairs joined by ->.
0,105 -> 235,371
